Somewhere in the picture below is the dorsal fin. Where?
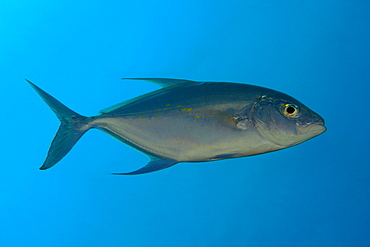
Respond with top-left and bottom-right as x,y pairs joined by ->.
99,78 -> 198,114
122,78 -> 197,88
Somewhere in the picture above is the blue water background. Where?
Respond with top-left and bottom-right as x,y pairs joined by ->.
1,1 -> 369,246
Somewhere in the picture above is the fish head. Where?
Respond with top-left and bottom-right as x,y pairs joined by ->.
250,92 -> 326,147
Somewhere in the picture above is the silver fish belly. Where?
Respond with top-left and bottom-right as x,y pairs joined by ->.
28,78 -> 326,175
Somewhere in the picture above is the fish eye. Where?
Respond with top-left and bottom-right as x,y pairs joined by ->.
282,104 -> 299,118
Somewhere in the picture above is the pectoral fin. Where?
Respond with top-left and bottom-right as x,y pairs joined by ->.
211,112 -> 251,131
112,158 -> 179,175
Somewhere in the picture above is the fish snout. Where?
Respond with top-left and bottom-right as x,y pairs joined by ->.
298,114 -> 326,136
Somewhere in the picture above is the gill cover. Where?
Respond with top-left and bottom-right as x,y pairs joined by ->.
252,96 -> 301,146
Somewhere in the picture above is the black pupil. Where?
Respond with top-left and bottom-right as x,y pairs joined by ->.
286,106 -> 296,114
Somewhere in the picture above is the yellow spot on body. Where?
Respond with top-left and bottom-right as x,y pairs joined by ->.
139,115 -> 144,118
165,104 -> 171,106
181,108 -> 192,111
195,116 -> 201,118
155,115 -> 160,117
155,109 -> 160,111
162,108 -> 168,110
177,105 -> 182,107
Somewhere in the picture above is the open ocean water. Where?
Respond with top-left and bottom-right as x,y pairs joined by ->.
0,1 -> 369,246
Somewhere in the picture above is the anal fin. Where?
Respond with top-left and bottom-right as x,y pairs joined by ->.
112,158 -> 178,175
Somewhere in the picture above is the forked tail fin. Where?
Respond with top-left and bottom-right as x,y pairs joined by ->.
27,80 -> 92,170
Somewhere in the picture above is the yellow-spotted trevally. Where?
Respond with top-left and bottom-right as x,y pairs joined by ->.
27,78 -> 326,175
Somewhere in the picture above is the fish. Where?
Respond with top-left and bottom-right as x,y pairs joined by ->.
27,78 -> 326,175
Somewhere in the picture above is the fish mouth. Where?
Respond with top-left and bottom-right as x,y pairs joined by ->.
299,122 -> 327,136
298,112 -> 326,136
